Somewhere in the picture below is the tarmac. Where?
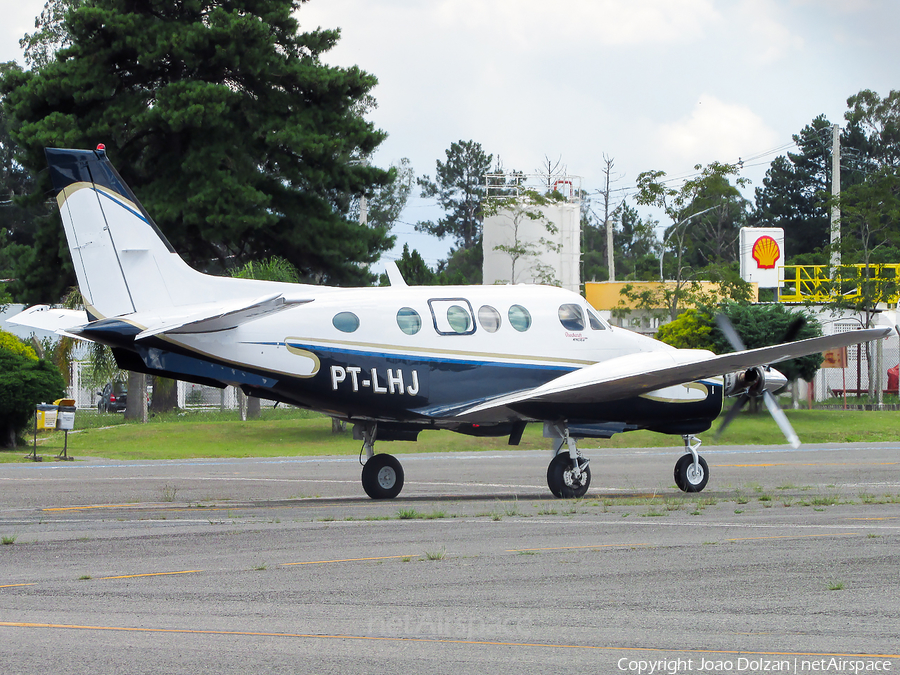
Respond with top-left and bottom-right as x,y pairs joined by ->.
1,442 -> 899,674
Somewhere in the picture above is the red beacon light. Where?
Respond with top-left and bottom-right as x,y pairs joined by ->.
96,143 -> 106,155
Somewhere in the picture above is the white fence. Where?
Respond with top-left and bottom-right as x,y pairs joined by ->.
812,322 -> 900,401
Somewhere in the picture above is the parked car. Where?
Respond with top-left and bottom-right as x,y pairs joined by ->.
98,382 -> 127,412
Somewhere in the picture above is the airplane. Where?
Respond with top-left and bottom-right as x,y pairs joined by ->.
10,146 -> 891,500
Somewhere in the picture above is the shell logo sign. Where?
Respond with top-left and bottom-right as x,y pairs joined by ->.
751,235 -> 781,269
739,227 -> 785,288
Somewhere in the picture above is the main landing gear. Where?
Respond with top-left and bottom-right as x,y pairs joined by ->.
674,434 -> 709,492
358,423 -> 404,499
546,424 -> 591,498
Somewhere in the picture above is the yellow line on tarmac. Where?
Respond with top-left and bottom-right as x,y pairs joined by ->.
281,555 -> 415,566
0,583 -> 36,588
847,517 -> 899,521
506,544 -> 651,552
716,463 -> 784,467
728,532 -> 859,542
43,504 -> 137,512
100,570 -> 203,580
1,621 -> 898,659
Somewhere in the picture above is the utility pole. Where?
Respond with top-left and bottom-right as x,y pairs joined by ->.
830,124 -> 841,274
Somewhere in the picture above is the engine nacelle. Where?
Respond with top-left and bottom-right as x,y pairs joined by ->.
724,366 -> 788,397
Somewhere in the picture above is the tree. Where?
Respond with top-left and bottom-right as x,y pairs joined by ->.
845,89 -> 900,169
353,157 -> 414,232
751,110 -> 874,261
654,308 -> 714,350
379,244 -> 435,286
0,89 -> 48,284
615,203 -> 660,280
0,331 -> 66,447
1,0 -> 394,304
678,173 -> 750,268
434,245 -> 483,285
19,0 -> 80,69
712,303 -> 824,384
634,161 -> 749,320
417,140 -> 493,251
595,154 -> 624,281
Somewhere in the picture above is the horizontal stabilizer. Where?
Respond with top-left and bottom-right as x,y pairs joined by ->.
133,294 -> 313,339
6,305 -> 90,338
459,327 -> 891,418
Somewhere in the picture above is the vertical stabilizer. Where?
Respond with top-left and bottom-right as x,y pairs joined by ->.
45,147 -> 212,319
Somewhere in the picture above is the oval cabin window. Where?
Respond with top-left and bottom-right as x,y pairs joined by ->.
508,305 -> 532,332
332,312 -> 360,333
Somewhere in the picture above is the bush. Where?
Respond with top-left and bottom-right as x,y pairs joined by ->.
0,339 -> 66,447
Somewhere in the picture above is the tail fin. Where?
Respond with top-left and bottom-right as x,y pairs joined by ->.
46,147 -> 211,319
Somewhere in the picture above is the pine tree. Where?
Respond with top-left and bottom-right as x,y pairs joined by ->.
1,0 -> 393,302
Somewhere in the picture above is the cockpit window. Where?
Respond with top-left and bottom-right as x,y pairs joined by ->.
332,312 -> 360,333
478,305 -> 501,333
586,306 -> 608,330
558,304 -> 585,331
396,307 -> 422,335
508,305 -> 532,332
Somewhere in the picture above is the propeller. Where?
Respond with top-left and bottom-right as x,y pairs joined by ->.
714,314 -> 803,448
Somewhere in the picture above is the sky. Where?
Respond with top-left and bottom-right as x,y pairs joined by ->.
3,0 -> 899,270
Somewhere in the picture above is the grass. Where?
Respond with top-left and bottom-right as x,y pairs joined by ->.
2,535 -> 17,545
6,407 -> 900,463
423,546 -> 447,561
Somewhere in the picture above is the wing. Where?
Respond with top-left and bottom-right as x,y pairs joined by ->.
458,327 -> 890,419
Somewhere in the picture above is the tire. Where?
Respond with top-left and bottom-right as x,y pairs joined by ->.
361,454 -> 404,500
674,454 -> 709,493
547,453 -> 591,499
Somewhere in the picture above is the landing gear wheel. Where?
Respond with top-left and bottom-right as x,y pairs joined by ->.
547,454 -> 591,498
361,453 -> 404,500
674,454 -> 709,492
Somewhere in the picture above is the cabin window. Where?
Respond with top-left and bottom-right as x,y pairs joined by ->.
586,306 -> 608,330
396,307 -> 422,335
428,298 -> 476,335
332,311 -> 360,333
508,305 -> 532,332
447,305 -> 472,333
558,304 -> 585,331
478,305 -> 501,333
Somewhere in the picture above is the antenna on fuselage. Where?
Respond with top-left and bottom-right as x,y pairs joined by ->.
384,261 -> 408,287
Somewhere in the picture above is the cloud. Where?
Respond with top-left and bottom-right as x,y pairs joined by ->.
735,0 -> 805,66
654,95 -> 780,169
434,0 -> 720,47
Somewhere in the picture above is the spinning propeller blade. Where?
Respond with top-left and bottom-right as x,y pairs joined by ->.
714,313 -> 801,447
713,393 -> 749,443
